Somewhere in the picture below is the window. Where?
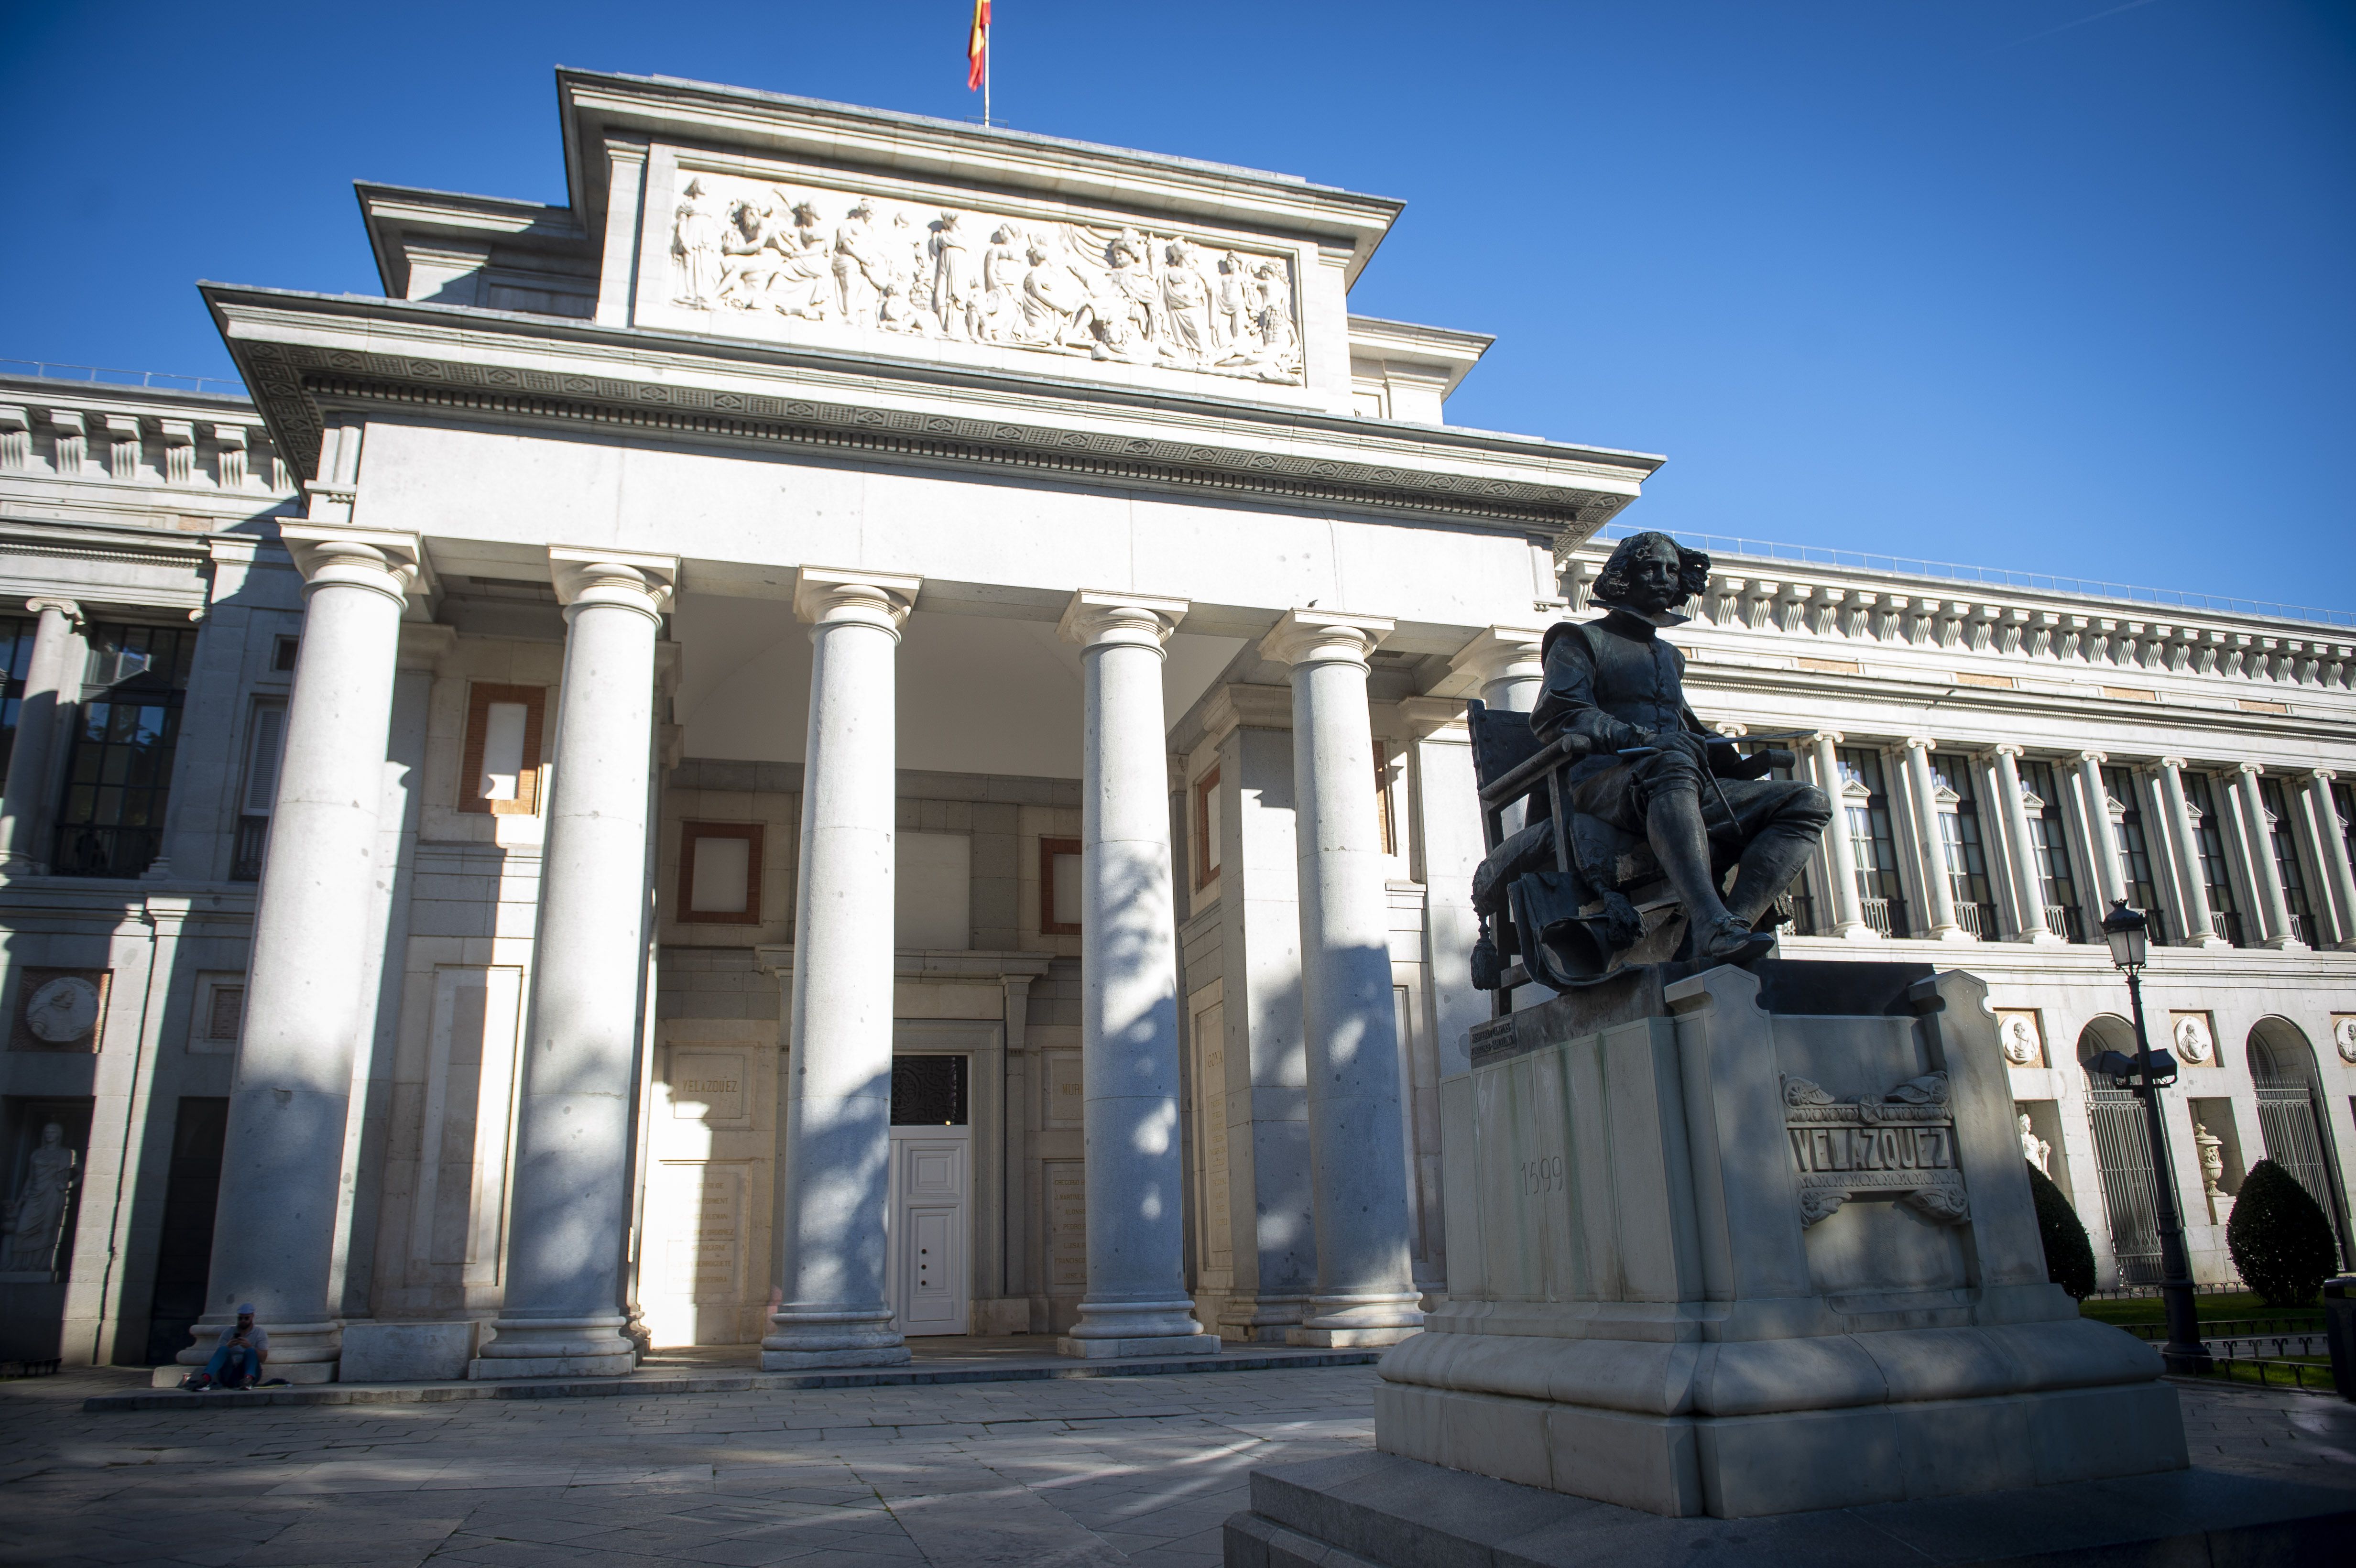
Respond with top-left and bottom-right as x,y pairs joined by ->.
52,622 -> 196,877
1930,753 -> 1995,937
2181,772 -> 2246,946
1040,836 -> 1081,936
271,635 -> 299,673
459,684 -> 546,815
230,699 -> 285,882
2104,766 -> 2166,945
0,615 -> 36,778
1192,766 -> 1221,889
2017,759 -> 2085,943
1373,741 -> 1399,858
676,821 -> 763,925
891,1054 -> 969,1125
1837,747 -> 1909,937
2258,776 -> 2317,946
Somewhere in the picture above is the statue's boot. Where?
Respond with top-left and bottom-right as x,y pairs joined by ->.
1647,789 -> 1758,963
1724,819 -> 1828,929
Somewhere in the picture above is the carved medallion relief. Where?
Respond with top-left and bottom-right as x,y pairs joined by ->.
11,969 -> 109,1053
659,168 -> 1306,386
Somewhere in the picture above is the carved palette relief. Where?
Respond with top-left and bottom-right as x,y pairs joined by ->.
663,172 -> 1305,385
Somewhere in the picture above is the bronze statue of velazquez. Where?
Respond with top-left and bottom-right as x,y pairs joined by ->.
1467,531 -> 1833,991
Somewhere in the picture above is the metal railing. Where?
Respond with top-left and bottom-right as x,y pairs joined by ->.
230,817 -> 268,882
1775,892 -> 1816,936
2202,1354 -> 2337,1394
1591,522 -> 2356,630
1859,896 -> 1907,937
1954,900 -> 1998,938
2209,908 -> 2246,946
2047,904 -> 2088,943
0,358 -> 246,397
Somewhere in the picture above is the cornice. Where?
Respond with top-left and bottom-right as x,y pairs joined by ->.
206,288 -> 1653,537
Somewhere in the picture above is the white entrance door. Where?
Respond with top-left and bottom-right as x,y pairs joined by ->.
886,1126 -> 971,1335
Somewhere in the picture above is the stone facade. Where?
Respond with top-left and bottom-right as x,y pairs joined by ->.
0,71 -> 2349,1373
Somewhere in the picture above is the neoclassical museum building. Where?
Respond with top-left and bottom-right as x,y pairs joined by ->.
1,72 -> 2351,1378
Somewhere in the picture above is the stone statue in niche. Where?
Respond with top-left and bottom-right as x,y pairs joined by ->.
2018,1111 -> 2050,1175
1466,531 -> 1835,990
663,173 -> 1306,383
0,1122 -> 76,1276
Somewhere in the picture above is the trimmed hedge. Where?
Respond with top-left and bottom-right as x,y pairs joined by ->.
2227,1158 -> 2339,1308
2027,1161 -> 2097,1299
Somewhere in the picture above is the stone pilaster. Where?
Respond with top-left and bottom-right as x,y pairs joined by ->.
1993,746 -> 2060,944
0,599 -> 81,873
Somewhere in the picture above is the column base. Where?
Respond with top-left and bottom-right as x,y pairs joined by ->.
469,1352 -> 634,1381
1218,1293 -> 1311,1343
1286,1325 -> 1419,1348
471,1313 -> 634,1380
760,1306 -> 908,1370
1830,923 -> 1879,942
1057,1332 -> 1222,1360
174,1316 -> 341,1378
2011,931 -> 2065,945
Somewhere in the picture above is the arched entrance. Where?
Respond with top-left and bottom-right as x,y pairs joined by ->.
2247,1019 -> 2351,1266
2079,1015 -> 2162,1284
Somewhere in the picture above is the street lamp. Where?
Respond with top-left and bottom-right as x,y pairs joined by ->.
2099,898 -> 2211,1373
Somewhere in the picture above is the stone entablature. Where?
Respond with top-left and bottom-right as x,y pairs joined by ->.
0,378 -> 295,514
1560,541 -> 2355,699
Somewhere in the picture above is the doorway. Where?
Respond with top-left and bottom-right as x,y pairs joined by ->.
887,1054 -> 971,1336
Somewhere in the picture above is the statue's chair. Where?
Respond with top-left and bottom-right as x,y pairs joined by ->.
1466,700 -> 1703,1008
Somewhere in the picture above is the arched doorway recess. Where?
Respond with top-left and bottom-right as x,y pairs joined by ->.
2080,1015 -> 2162,1285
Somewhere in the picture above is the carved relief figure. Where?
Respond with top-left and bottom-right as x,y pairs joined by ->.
670,178 -> 727,308
2173,1014 -> 2213,1064
662,174 -> 1305,383
2000,1014 -> 2040,1065
0,1122 -> 76,1274
24,976 -> 100,1045
2018,1112 -> 2050,1176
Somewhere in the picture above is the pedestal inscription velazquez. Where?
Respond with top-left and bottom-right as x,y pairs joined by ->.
1467,531 -> 1834,989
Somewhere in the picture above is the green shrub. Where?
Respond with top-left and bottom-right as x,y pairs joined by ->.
2226,1158 -> 2340,1308
2027,1162 -> 2097,1299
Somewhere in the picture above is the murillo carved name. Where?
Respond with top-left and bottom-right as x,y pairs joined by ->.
1783,1070 -> 1970,1229
665,174 -> 1306,385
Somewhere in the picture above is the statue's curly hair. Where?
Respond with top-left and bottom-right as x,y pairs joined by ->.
1592,531 -> 1711,608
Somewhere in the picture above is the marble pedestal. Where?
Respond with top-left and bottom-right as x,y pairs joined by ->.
1374,959 -> 2185,1520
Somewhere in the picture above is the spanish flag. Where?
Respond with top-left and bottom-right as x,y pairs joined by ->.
967,0 -> 990,91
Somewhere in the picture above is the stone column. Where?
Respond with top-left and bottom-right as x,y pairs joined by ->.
0,598 -> 79,873
474,550 -> 676,1380
2234,762 -> 2302,949
1054,592 -> 1218,1358
764,567 -> 921,1371
1260,610 -> 1421,1348
1992,746 -> 2057,943
182,528 -> 421,1382
1446,626 -> 1549,714
2156,759 -> 2225,947
1810,731 -> 1873,939
2074,751 -> 2127,909
1901,738 -> 1964,939
2300,771 -> 2356,950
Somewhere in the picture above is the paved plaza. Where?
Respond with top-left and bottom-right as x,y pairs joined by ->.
6,1364 -> 2354,1568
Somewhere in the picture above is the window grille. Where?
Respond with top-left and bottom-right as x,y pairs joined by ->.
2084,1074 -> 2164,1285
2249,1035 -> 2351,1266
890,1054 -> 969,1126
1931,752 -> 1996,937
1837,747 -> 1909,937
51,622 -> 195,877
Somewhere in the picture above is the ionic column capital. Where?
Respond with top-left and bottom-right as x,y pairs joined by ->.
1903,735 -> 1936,754
549,546 -> 678,621
23,597 -> 79,625
279,524 -> 432,608
793,565 -> 921,636
1446,625 -> 1549,693
1259,608 -> 1393,670
2072,750 -> 2109,768
1808,730 -> 1844,748
2158,755 -> 2190,772
2236,760 -> 2267,779
2301,767 -> 2337,785
1057,589 -> 1188,653
1992,742 -> 2027,760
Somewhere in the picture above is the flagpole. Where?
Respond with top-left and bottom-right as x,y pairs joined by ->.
984,23 -> 992,128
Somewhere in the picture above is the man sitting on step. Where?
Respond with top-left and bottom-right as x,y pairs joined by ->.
183,1304 -> 269,1392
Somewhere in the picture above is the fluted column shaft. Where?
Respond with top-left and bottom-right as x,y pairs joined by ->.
2234,762 -> 2301,949
2155,759 -> 2223,946
1810,732 -> 1872,938
1055,593 -> 1218,1357
0,599 -> 79,871
1993,746 -> 2055,942
2075,751 -> 2127,908
187,531 -> 417,1378
1902,738 -> 1963,938
2300,771 -> 2356,949
476,550 -> 675,1379
1262,610 -> 1421,1348
764,567 -> 921,1371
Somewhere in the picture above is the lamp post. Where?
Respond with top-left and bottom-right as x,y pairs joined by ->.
2096,899 -> 2211,1373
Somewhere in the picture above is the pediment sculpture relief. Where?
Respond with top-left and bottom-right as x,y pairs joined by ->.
666,175 -> 1306,385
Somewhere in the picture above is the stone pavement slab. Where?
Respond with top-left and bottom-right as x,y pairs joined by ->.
3,1363 -> 1381,1568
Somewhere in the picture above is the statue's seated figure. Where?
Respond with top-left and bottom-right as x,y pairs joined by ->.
1469,531 -> 1833,991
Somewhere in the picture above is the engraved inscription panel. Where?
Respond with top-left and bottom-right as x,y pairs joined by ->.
1784,1072 -> 1969,1229
1047,1159 -> 1086,1291
662,1163 -> 745,1302
1045,1049 -> 1084,1129
670,1049 -> 749,1125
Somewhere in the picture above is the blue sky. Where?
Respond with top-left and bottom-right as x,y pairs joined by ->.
4,2 -> 2350,613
